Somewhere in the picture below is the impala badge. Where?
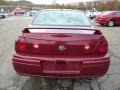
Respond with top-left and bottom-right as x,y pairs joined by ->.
58,45 -> 66,51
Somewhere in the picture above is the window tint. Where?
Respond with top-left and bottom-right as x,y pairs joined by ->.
32,10 -> 91,26
115,12 -> 120,16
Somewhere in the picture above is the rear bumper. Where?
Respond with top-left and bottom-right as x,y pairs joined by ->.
12,53 -> 110,78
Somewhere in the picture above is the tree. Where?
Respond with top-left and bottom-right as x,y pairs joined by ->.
77,2 -> 86,10
96,1 -> 106,11
0,0 -> 7,5
105,0 -> 120,10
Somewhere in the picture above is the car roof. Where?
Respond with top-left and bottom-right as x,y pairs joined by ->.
101,11 -> 117,15
107,11 -> 118,13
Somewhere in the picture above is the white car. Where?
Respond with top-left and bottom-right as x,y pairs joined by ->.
86,10 -> 98,19
0,13 -> 8,18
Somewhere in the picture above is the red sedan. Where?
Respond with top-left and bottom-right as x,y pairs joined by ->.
12,9 -> 110,78
95,11 -> 120,27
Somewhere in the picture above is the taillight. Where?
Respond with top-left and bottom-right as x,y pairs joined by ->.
15,37 -> 30,53
98,42 -> 107,53
30,40 -> 40,53
16,42 -> 27,51
96,37 -> 108,54
84,44 -> 90,50
33,43 -> 39,49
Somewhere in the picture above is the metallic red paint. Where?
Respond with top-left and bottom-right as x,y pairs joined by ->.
12,27 -> 110,78
95,11 -> 120,26
12,53 -> 110,78
12,10 -> 110,78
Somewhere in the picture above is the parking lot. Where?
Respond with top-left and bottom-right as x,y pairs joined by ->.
0,16 -> 120,90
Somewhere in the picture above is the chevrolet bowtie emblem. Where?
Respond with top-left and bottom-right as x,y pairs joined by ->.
58,45 -> 66,51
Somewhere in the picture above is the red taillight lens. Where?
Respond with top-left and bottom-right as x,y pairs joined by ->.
96,37 -> 108,54
15,37 -> 30,53
16,42 -> 27,51
98,43 -> 107,53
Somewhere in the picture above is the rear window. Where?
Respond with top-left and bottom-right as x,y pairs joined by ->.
32,10 -> 91,26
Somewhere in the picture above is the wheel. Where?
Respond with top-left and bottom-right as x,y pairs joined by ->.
107,20 -> 115,27
90,17 -> 93,20
2,15 -> 5,18
89,16 -> 93,19
100,23 -> 104,26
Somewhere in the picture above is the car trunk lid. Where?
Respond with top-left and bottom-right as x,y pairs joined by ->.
16,27 -> 108,55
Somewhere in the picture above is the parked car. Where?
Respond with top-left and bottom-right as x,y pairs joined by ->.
29,10 -> 38,16
95,11 -> 120,27
0,13 -> 5,18
0,12 -> 8,18
12,9 -> 110,78
86,10 -> 98,19
25,10 -> 38,17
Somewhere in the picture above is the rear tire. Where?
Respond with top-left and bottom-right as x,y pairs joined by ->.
107,20 -> 115,27
100,24 -> 104,26
90,16 -> 93,20
2,15 -> 5,18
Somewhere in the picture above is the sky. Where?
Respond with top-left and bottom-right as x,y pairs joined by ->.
25,0 -> 99,4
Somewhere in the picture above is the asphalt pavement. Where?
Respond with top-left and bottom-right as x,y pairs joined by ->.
0,16 -> 120,90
